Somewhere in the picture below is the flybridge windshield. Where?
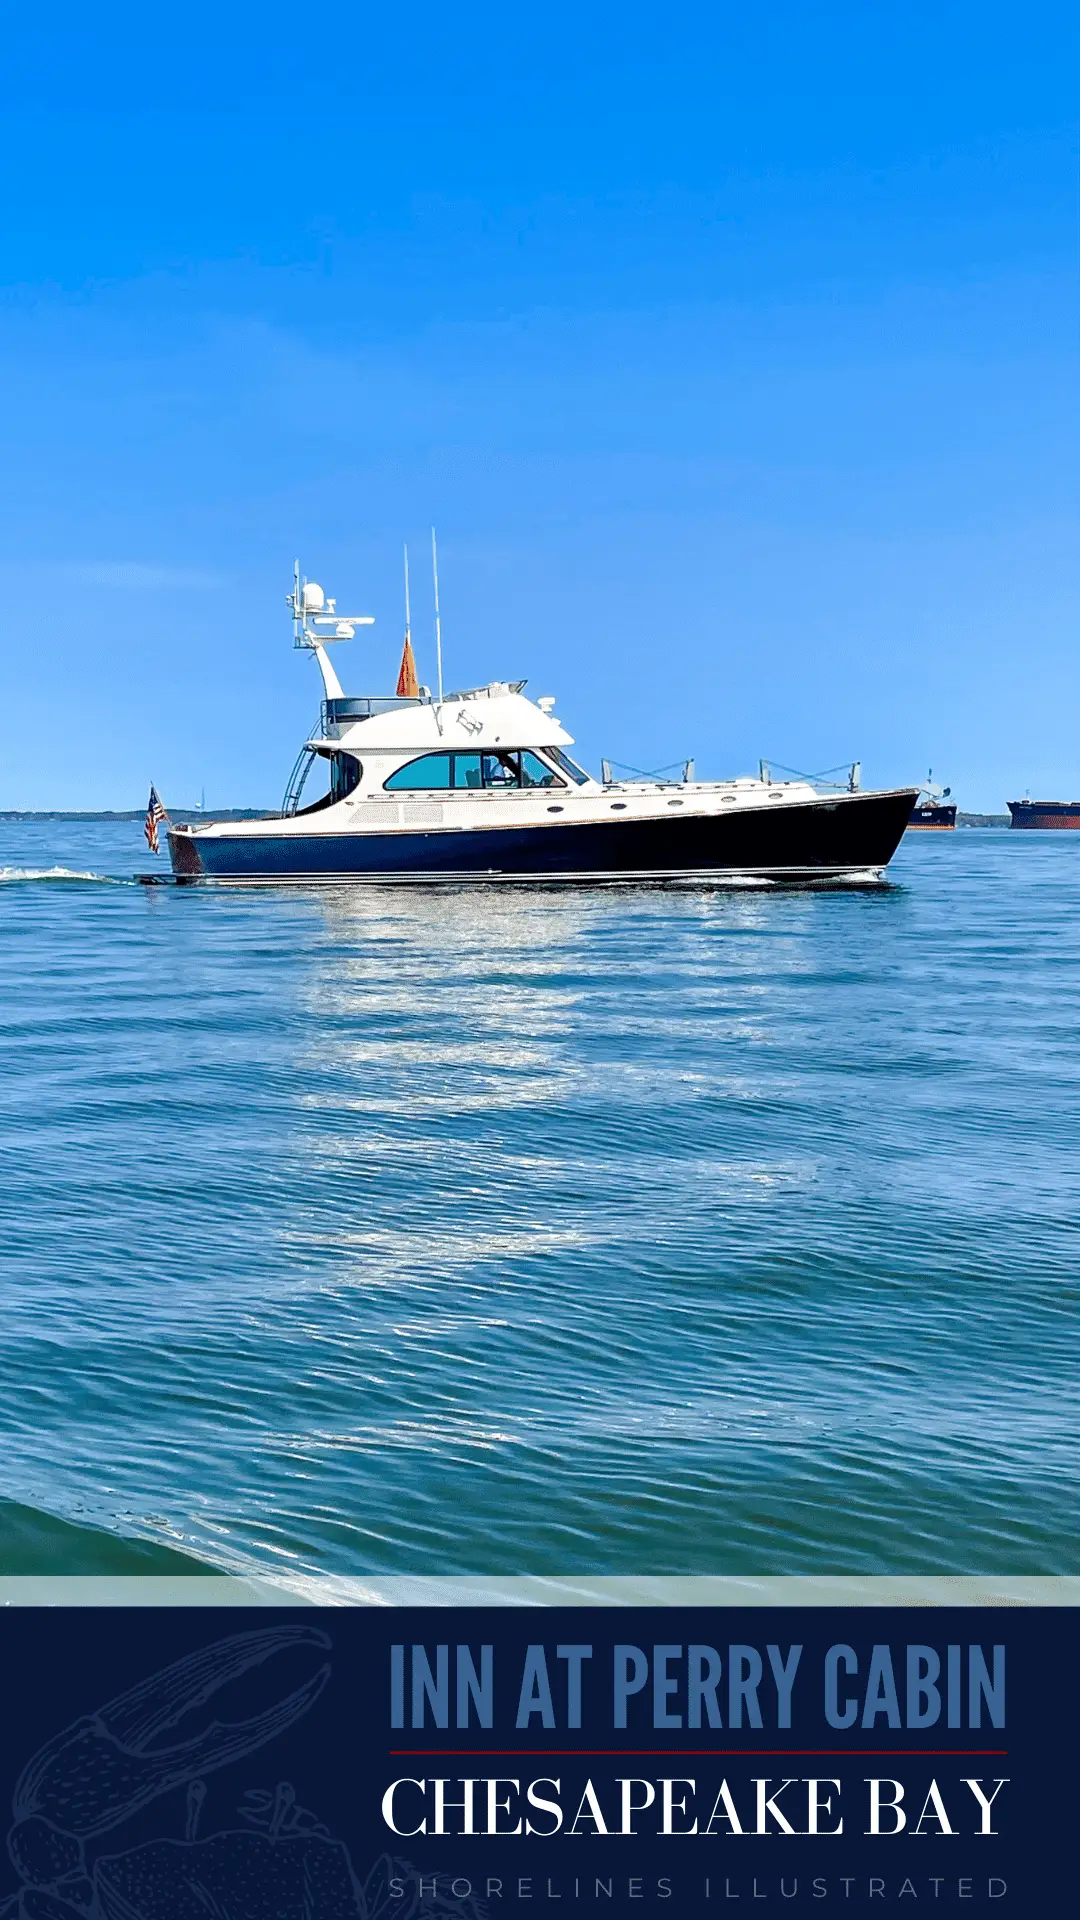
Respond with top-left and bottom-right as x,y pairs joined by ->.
384,752 -> 565,791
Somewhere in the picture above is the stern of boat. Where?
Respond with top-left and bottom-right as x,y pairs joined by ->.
167,826 -> 205,877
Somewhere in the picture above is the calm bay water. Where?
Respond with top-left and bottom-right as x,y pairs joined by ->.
0,822 -> 1075,1581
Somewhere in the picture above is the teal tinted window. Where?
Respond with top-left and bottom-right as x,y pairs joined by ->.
481,752 -> 520,788
520,752 -> 562,788
454,754 -> 483,789
384,753 -> 454,790
386,749 -> 568,793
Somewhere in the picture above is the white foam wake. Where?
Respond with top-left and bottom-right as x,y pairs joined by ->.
0,867 -> 123,884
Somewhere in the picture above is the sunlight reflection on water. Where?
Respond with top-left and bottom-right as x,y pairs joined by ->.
0,822 -> 1075,1576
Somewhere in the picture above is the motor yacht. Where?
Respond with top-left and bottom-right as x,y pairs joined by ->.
165,564 -> 916,885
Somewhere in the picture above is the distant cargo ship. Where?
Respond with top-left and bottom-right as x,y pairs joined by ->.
908,774 -> 957,831
1007,799 -> 1080,830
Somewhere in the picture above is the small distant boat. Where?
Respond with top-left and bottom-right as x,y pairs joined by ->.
163,555 -> 919,885
1007,799 -> 1080,830
907,773 -> 957,831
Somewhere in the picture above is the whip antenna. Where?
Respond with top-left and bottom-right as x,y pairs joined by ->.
431,525 -> 444,701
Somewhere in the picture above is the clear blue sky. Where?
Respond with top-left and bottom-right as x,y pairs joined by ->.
0,1 -> 1075,809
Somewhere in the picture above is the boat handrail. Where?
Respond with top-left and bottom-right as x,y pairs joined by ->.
321,681 -> 531,735
437,680 -> 528,705
282,740 -> 319,816
761,758 -> 863,793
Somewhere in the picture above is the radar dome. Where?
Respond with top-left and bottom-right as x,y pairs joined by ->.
303,582 -> 325,613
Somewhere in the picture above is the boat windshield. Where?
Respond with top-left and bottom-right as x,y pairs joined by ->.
546,746 -> 591,786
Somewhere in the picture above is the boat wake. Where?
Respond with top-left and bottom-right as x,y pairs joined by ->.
0,866 -> 125,884
826,866 -> 888,887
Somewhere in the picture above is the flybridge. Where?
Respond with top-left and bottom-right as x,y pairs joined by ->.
320,682 -> 531,736
288,553 -> 540,739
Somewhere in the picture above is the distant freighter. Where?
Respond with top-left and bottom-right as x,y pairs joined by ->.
907,774 -> 956,831
1007,799 -> 1080,830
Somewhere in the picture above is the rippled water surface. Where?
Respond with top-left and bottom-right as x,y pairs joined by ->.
0,822 -> 1075,1578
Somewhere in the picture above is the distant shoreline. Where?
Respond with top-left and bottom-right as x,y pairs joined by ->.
0,809 -> 277,822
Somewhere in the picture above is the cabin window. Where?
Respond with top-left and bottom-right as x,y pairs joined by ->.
546,746 -> 591,786
384,750 -> 566,792
519,752 -> 561,787
330,753 -> 362,802
481,753 -> 518,788
455,754 -> 484,789
384,753 -> 454,790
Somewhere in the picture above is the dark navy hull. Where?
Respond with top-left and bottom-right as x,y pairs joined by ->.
168,789 -> 916,882
907,802 -> 957,830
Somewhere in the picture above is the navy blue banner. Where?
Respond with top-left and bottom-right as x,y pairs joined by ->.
0,1607 -> 1068,1918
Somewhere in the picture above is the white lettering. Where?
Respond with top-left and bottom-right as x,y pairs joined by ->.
865,1778 -> 906,1835
913,1780 -> 955,1836
704,1780 -> 744,1835
963,1778 -> 1008,1834
381,1779 -> 427,1837
618,1778 -> 656,1834
568,1780 -> 608,1834
754,1777 -> 798,1836
806,1778 -> 842,1835
661,1778 -> 698,1835
486,1778 -> 522,1836
526,1779 -> 563,1836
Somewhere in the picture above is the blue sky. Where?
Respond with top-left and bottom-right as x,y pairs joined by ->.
0,1 -> 1075,809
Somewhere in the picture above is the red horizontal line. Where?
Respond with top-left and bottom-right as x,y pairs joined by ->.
389,1749 -> 1007,1759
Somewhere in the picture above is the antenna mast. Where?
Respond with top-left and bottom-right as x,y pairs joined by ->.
285,558 -> 373,700
403,543 -> 412,649
431,525 -> 444,702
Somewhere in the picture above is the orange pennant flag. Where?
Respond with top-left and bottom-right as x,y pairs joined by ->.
396,634 -> 419,698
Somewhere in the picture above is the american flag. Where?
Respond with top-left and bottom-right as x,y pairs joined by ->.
144,785 -> 168,854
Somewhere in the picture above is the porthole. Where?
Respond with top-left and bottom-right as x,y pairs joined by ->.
721,795 -> 736,804
668,799 -> 684,807
611,802 -> 627,811
547,805 -> 564,814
